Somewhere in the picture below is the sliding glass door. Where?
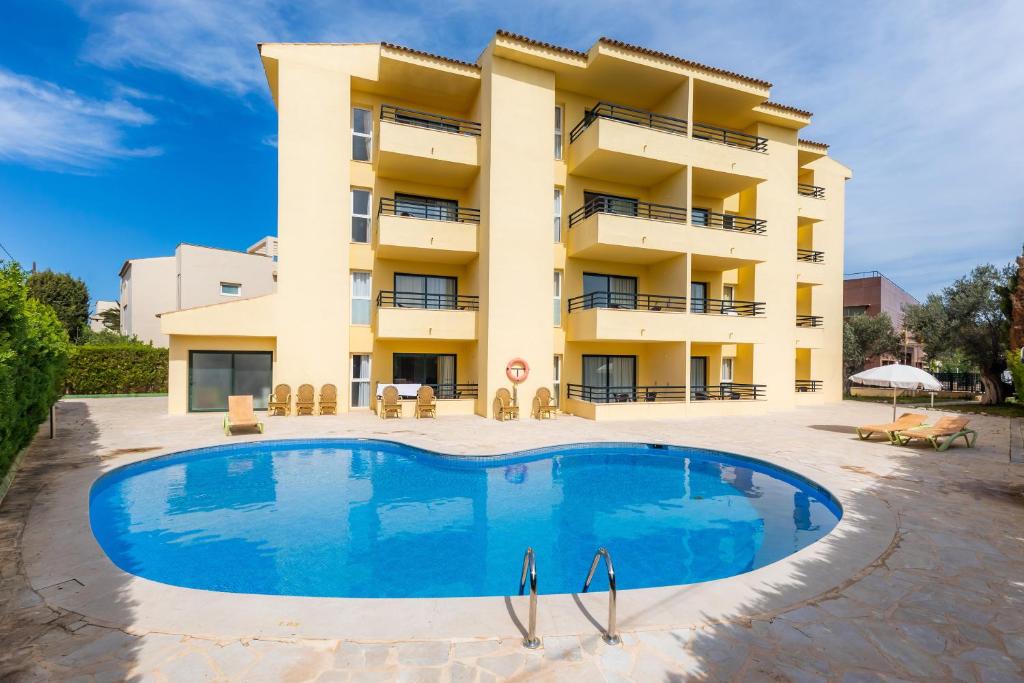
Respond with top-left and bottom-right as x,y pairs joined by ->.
582,354 -> 636,402
583,272 -> 637,309
393,273 -> 457,309
188,351 -> 273,412
392,353 -> 457,397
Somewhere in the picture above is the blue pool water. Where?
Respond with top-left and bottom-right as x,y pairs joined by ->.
89,440 -> 841,598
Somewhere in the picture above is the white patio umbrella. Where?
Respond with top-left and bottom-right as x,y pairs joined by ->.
849,364 -> 942,420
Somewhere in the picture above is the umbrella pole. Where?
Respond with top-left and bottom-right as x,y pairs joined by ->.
892,387 -> 897,421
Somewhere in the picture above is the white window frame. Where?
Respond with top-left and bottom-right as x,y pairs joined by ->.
553,355 -> 562,407
352,107 -> 372,162
350,271 -> 371,325
553,187 -> 563,242
220,282 -> 241,297
351,354 -> 371,408
721,357 -> 735,384
351,187 -> 372,243
554,105 -> 564,160
553,270 -> 563,327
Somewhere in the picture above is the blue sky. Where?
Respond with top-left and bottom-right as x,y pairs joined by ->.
2,1 -> 1022,305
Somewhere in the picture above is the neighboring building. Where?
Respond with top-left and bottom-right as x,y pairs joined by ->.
120,240 -> 276,346
89,300 -> 119,333
843,271 -> 924,368
161,32 -> 850,417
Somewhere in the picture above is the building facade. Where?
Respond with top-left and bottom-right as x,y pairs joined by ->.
89,300 -> 119,333
120,240 -> 276,346
843,271 -> 924,368
161,33 -> 850,418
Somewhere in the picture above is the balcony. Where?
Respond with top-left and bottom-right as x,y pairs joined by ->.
795,380 -> 822,392
796,249 -> 824,263
374,290 -> 478,340
796,314 -> 823,328
567,292 -> 688,342
375,105 -> 480,187
567,196 -> 686,264
689,297 -> 765,343
375,198 -> 479,264
567,102 -> 770,183
568,383 -> 688,403
797,183 -> 825,199
691,384 -> 766,400
691,209 -> 766,235
691,298 -> 764,316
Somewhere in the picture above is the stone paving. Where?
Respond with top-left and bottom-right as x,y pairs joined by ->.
1,397 -> 1023,682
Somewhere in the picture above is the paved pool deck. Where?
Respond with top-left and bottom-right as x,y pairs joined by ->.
1,397 -> 1022,682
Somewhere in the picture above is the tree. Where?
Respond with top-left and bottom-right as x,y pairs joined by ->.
842,312 -> 903,385
26,270 -> 89,343
905,264 -> 1014,405
98,306 -> 121,332
996,244 -> 1024,351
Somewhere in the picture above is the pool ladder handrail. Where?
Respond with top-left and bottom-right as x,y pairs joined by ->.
519,547 -> 540,649
582,547 -> 621,645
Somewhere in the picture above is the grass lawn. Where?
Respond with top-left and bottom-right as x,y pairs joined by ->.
844,396 -> 1024,418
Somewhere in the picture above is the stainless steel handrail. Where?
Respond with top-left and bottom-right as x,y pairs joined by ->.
519,547 -> 540,649
582,547 -> 620,644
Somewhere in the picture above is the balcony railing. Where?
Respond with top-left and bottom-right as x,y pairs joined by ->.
797,249 -> 824,263
796,314 -> 823,328
690,298 -> 765,316
568,292 -> 687,313
380,104 -> 482,137
797,183 -> 825,199
567,384 -> 688,403
691,209 -> 766,234
691,384 -> 766,400
569,102 -> 688,143
378,197 -> 480,223
795,380 -> 822,392
568,196 -> 688,228
692,122 -> 768,152
376,290 -> 480,311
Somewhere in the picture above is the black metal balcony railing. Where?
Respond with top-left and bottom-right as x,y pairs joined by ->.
380,104 -> 482,137
691,209 -> 766,234
568,196 -> 688,228
567,384 -> 688,403
796,314 -> 823,328
797,183 -> 825,199
376,290 -> 480,311
690,298 -> 765,316
568,292 -> 688,313
795,380 -> 822,392
378,197 -> 480,223
691,384 -> 766,400
797,249 -> 824,263
692,122 -> 768,152
569,102 -> 688,143
426,383 -> 479,399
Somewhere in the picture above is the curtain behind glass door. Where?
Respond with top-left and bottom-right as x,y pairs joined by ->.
233,354 -> 273,410
189,353 -> 232,411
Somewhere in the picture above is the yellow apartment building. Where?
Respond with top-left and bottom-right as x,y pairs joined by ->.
160,31 -> 850,420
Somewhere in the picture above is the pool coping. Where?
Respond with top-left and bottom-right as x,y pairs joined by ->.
22,436 -> 897,642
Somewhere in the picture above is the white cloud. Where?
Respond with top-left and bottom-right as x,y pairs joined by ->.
0,68 -> 160,172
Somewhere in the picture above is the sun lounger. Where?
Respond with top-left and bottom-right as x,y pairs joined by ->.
856,413 -> 927,443
895,416 -> 977,451
223,395 -> 264,436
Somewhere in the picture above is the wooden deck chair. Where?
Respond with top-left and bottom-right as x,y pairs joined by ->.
380,385 -> 402,419
895,416 -> 978,451
267,384 -> 291,416
295,384 -> 315,416
223,395 -> 264,436
495,388 -> 519,421
856,413 -> 927,443
319,384 -> 337,415
415,385 -> 437,418
533,387 -> 556,419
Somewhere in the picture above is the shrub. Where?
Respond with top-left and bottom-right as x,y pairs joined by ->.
26,269 -> 89,343
65,345 -> 168,395
0,262 -> 69,482
1008,349 -> 1024,403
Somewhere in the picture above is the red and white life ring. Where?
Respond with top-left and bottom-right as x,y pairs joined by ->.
505,358 -> 530,383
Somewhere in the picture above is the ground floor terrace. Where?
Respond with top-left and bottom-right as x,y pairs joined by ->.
1,398 -> 1022,681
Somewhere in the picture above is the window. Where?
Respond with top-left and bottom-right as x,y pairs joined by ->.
722,285 -> 736,314
843,305 -> 868,317
690,356 -> 708,398
188,351 -> 273,412
583,272 -> 637,309
553,271 -> 562,326
582,355 -> 637,403
394,273 -> 457,309
352,107 -> 372,161
352,188 -> 371,243
351,354 -> 371,408
554,105 -> 563,159
220,282 -> 241,296
691,206 -> 710,227
395,193 -> 458,221
351,272 -> 371,324
691,281 -> 709,313
584,191 -> 638,217
721,357 -> 735,384
553,355 -> 561,407
553,188 -> 563,242
393,353 -> 457,397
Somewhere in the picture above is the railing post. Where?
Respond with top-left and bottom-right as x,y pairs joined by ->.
519,548 -> 540,649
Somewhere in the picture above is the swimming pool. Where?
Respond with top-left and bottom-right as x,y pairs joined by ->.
89,440 -> 841,599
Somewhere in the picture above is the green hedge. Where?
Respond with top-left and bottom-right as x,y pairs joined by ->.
65,345 -> 168,395
1,263 -> 69,483
1008,349 -> 1024,403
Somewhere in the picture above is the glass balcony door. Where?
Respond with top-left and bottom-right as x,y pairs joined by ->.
582,354 -> 636,403
583,272 -> 637,309
584,191 -> 638,217
393,273 -> 457,309
188,351 -> 273,412
394,193 -> 459,222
